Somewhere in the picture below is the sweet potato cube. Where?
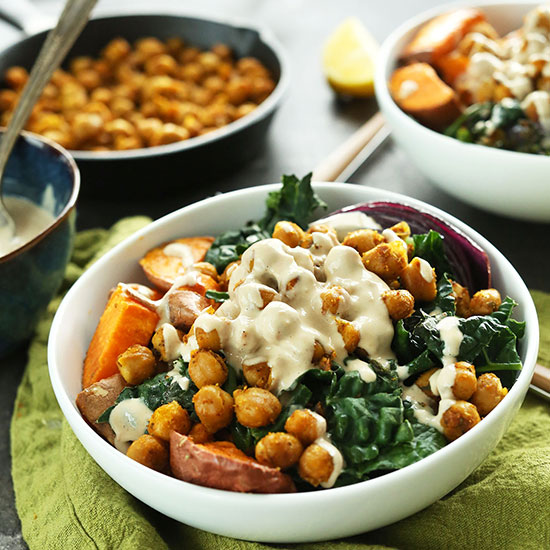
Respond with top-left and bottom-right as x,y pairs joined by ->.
82,284 -> 159,388
389,62 -> 461,129
401,8 -> 486,63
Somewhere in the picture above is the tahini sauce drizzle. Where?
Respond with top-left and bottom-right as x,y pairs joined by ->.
109,398 -> 153,453
402,316 -> 464,433
0,196 -> 55,256
193,237 -> 395,392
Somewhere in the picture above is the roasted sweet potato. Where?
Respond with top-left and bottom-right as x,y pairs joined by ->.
435,51 -> 470,86
82,284 -> 160,388
76,374 -> 127,444
389,63 -> 461,129
167,289 -> 211,329
401,8 -> 486,63
170,432 -> 296,493
140,237 -> 215,291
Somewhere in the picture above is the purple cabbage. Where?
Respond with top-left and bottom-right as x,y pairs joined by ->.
334,201 -> 491,292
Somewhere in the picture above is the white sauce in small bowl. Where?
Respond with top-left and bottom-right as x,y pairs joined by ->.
0,196 -> 55,257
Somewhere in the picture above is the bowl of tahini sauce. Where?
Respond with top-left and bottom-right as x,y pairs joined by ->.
0,130 -> 79,357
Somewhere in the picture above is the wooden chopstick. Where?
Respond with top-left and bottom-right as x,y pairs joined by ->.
312,111 -> 387,182
312,110 -> 547,397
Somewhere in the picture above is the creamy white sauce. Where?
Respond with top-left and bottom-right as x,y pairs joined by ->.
162,242 -> 195,266
316,437 -> 344,489
193,237 -> 395,392
437,315 -> 464,366
311,212 -> 382,241
0,196 -> 55,257
398,79 -> 419,100
307,409 -> 327,439
165,362 -> 190,391
343,358 -> 377,383
522,90 -> 550,134
109,398 -> 153,453
417,257 -> 434,283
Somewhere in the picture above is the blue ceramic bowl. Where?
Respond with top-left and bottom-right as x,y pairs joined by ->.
0,130 -> 79,357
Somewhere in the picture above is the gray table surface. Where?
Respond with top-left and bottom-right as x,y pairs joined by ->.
1,1 -> 549,548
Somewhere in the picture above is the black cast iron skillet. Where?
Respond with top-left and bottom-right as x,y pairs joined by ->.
0,2 -> 288,196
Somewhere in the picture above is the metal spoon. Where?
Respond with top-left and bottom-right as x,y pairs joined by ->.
0,0 -> 98,244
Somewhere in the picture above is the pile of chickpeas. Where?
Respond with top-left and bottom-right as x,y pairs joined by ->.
0,37 -> 276,151
111,219 -> 510,484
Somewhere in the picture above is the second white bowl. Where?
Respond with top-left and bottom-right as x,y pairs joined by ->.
375,1 -> 550,223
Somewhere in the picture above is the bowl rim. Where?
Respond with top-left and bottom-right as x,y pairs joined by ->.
21,12 -> 289,162
47,181 -> 539,506
374,0 -> 550,164
0,129 -> 80,264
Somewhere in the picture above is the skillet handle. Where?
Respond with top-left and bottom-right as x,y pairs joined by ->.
0,0 -> 55,35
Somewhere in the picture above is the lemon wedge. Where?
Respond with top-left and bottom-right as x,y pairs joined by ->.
323,17 -> 379,97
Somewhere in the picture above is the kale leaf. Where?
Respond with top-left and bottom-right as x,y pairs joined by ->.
412,229 -> 453,279
204,173 -> 326,272
231,361 -> 445,487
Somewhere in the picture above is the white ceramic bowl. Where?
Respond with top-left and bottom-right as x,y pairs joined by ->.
48,183 -> 538,543
375,1 -> 550,223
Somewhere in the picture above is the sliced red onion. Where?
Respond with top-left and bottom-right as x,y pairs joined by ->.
332,201 -> 491,292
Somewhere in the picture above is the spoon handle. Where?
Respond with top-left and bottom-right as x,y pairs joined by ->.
0,0 -> 97,186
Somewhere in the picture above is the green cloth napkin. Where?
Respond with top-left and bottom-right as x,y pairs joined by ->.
11,219 -> 550,550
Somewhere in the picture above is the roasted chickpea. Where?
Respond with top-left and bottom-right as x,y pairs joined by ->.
182,113 -> 203,136
135,37 -> 166,59
145,54 -> 178,76
451,280 -> 471,317
149,122 -> 189,146
272,221 -> 305,247
242,362 -> 272,389
441,400 -> 481,441
136,117 -> 163,142
298,443 -> 334,487
0,89 -> 17,111
211,43 -> 232,60
234,387 -> 281,428
41,129 -> 73,149
110,96 -> 134,118
471,373 -> 508,416
113,134 -> 143,150
117,344 -> 156,385
179,46 -> 200,64
382,289 -> 415,320
188,349 -> 228,388
336,318 -> 360,354
5,66 -> 28,90
71,112 -> 104,144
70,56 -> 93,73
285,409 -> 325,446
362,241 -> 408,280
226,77 -> 252,105
102,37 -> 131,63
235,102 -> 256,119
126,434 -> 168,471
60,81 -> 87,111
320,286 -> 347,315
400,257 -> 437,302
188,422 -> 212,443
105,118 -> 136,138
165,37 -> 185,56
192,385 -> 234,433
195,326 -> 221,351
90,87 -> 113,104
469,289 -> 502,316
415,367 -> 438,399
250,76 -> 275,102
255,432 -> 303,469
152,325 -> 183,361
237,57 -> 269,77
29,113 -> 69,134
389,221 -> 411,240
75,68 -> 102,90
82,101 -> 113,122
147,401 -> 191,441
452,361 -> 477,400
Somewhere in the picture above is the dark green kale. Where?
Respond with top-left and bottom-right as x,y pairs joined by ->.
392,298 -> 524,387
411,230 -> 453,279
444,100 -> 549,155
231,362 -> 445,487
205,289 -> 230,303
204,173 -> 327,272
